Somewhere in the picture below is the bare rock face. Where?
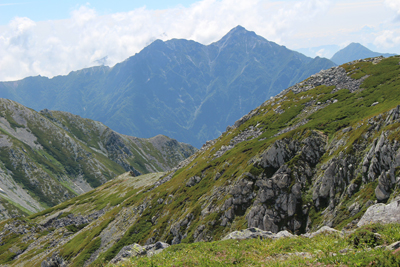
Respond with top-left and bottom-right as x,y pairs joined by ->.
243,131 -> 326,234
357,198 -> 400,227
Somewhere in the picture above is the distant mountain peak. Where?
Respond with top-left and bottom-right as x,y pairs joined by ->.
331,43 -> 396,65
224,25 -> 258,39
347,42 -> 372,51
228,25 -> 248,34
212,25 -> 267,50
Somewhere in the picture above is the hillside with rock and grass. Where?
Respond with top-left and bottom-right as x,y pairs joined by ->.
0,99 -> 197,220
1,56 -> 400,266
106,221 -> 400,266
0,26 -> 336,148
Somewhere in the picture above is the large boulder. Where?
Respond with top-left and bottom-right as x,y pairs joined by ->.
358,198 -> 400,227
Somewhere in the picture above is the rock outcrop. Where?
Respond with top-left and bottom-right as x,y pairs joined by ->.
41,253 -> 67,267
110,241 -> 170,264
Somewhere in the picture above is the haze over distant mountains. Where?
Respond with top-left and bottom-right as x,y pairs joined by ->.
0,26 -> 336,147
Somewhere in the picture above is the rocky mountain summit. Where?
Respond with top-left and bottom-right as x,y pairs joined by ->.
0,56 -> 399,266
0,100 -> 196,219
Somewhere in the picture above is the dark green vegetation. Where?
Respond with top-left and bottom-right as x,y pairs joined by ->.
0,100 -> 196,219
0,26 -> 335,148
1,56 -> 400,266
107,223 -> 400,267
331,42 -> 396,65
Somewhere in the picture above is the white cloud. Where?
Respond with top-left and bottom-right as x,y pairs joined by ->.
368,1 -> 400,51
385,0 -> 400,20
0,0 -> 393,81
71,5 -> 98,26
374,29 -> 400,49
316,48 -> 326,57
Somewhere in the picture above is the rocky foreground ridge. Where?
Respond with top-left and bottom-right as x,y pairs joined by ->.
0,56 -> 400,266
0,101 -> 197,219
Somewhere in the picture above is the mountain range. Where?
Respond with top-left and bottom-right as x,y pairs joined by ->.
0,26 -> 336,148
0,55 -> 399,266
0,98 -> 196,220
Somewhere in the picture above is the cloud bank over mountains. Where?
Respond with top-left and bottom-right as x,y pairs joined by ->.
0,0 -> 399,81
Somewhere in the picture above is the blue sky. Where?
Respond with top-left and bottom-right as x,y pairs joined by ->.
0,1 -> 199,25
0,0 -> 399,81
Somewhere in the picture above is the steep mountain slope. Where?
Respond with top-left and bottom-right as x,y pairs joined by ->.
0,26 -> 336,148
1,56 -> 399,267
0,99 -> 196,220
331,43 -> 396,65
